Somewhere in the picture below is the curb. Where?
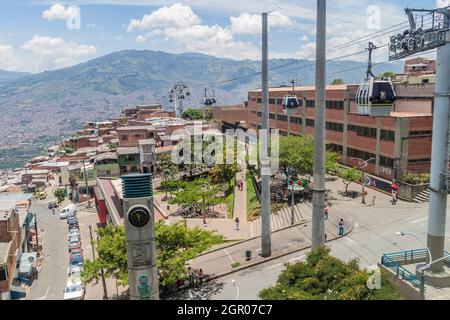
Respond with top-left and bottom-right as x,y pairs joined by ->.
202,216 -> 355,282
195,219 -> 311,258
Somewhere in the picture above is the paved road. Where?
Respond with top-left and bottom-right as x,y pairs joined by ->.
26,201 -> 70,300
193,187 -> 450,300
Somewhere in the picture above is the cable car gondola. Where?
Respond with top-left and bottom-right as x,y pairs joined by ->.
203,88 -> 213,106
356,42 -> 396,117
282,80 -> 300,116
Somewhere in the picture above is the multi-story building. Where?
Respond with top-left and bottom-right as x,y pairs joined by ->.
0,209 -> 20,301
214,62 -> 436,183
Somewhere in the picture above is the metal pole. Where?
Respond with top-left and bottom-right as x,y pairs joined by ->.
261,12 -> 271,257
34,213 -> 39,250
291,188 -> 295,225
426,20 -> 450,272
361,170 -> 366,204
311,0 -> 327,249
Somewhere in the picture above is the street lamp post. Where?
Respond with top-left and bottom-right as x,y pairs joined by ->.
396,231 -> 432,299
285,175 -> 304,225
351,157 -> 375,204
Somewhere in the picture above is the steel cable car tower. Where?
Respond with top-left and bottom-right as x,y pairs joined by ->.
388,6 -> 450,275
169,82 -> 190,118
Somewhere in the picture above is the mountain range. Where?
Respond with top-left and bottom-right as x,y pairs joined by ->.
0,49 -> 403,168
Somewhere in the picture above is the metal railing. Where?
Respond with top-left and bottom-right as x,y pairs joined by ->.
381,249 -> 428,289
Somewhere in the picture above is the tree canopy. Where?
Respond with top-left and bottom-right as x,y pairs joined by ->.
337,167 -> 362,195
182,108 -> 204,120
379,71 -> 396,79
279,135 -> 339,178
81,222 -> 223,289
331,79 -> 345,85
259,247 -> 403,300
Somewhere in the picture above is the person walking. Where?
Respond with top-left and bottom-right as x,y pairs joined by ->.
188,267 -> 195,287
372,196 -> 376,206
234,217 -> 240,230
52,207 -> 55,215
324,233 -> 328,243
198,269 -> 204,285
324,207 -> 329,220
338,219 -> 345,236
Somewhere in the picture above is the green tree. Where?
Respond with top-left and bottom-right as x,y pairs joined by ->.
338,167 -> 362,195
53,188 -> 67,203
82,223 -> 223,289
155,153 -> 178,177
182,108 -> 204,120
379,71 -> 396,79
331,79 -> 344,85
258,247 -> 403,300
279,135 -> 339,179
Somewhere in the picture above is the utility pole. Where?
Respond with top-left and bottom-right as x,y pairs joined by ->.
260,12 -> 271,257
34,213 -> 39,250
427,10 -> 450,272
89,225 -> 108,299
311,0 -> 327,249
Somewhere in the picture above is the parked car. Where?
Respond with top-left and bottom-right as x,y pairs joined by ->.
68,223 -> 79,231
69,235 -> 80,243
69,228 -> 80,237
59,204 -> 77,219
63,275 -> 85,300
70,249 -> 83,260
48,202 -> 58,209
67,217 -> 78,225
69,265 -> 83,276
69,239 -> 81,252
70,253 -> 84,269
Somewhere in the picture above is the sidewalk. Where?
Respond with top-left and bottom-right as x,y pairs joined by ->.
189,203 -> 353,280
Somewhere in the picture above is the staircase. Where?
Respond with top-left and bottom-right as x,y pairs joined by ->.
412,189 -> 430,203
249,204 -> 309,238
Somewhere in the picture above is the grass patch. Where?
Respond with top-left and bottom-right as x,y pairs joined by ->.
231,262 -> 241,268
246,170 -> 259,220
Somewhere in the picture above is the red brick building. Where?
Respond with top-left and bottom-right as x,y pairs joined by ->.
214,81 -> 435,181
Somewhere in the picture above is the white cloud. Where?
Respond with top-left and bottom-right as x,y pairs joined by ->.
127,3 -> 200,32
230,11 -> 293,35
0,44 -> 22,71
22,36 -> 97,71
129,4 -> 259,60
42,3 -> 78,21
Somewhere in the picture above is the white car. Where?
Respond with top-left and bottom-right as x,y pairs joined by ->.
69,229 -> 80,237
59,204 -> 77,220
63,275 -> 85,300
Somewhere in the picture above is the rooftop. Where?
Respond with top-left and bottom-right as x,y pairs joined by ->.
117,146 -> 139,155
249,84 -> 349,93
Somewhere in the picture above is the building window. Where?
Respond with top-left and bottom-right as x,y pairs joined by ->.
276,114 -> 288,122
348,125 -> 377,138
291,117 -> 302,125
257,98 -> 262,104
269,98 -> 276,105
0,267 -> 7,281
134,134 -> 141,138
326,122 -> 344,132
326,101 -> 344,110
257,112 -> 262,117
269,113 -> 276,120
408,158 -> 431,164
121,135 -> 128,141
306,100 -> 315,108
347,148 -> 376,162
380,156 -> 394,168
306,119 -> 315,127
410,130 -> 432,136
380,130 -> 395,141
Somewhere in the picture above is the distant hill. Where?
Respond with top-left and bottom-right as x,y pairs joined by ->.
0,70 -> 30,85
0,50 -> 403,168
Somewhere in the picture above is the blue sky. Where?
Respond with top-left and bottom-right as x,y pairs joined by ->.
0,0 -> 441,73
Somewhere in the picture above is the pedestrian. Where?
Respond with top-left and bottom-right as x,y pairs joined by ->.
234,217 -> 240,230
198,269 -> 204,285
324,207 -> 329,220
339,219 -> 345,236
188,267 -> 195,287
52,208 -> 55,215
324,233 -> 327,243
372,196 -> 376,206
